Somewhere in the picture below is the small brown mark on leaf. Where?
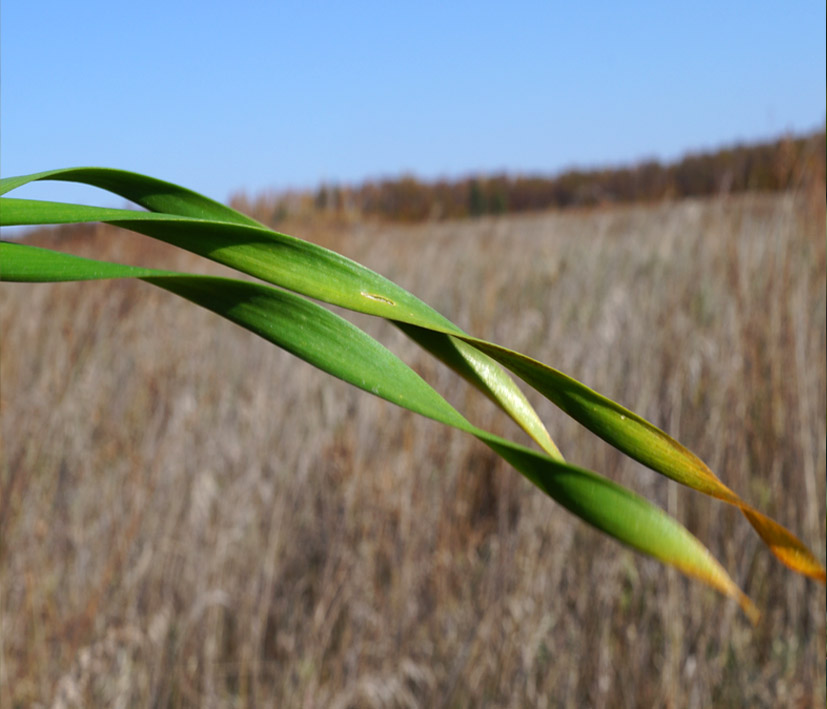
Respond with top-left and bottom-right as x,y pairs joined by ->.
361,292 -> 395,306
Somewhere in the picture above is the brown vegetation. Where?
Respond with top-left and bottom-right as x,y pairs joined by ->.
231,130 -> 826,225
1,190 -> 825,706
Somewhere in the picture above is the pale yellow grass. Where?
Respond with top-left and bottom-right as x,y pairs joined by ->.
1,193 -> 824,707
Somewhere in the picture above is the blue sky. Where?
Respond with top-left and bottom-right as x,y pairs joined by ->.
2,1 -> 825,207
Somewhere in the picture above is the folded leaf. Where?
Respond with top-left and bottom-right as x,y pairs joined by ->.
4,166 -> 823,615
0,240 -> 759,620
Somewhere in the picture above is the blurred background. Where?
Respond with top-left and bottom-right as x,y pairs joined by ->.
2,1 -> 825,707
2,1 -> 824,205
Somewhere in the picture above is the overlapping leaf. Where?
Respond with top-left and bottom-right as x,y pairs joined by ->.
3,167 -> 823,621
1,194 -> 561,461
0,240 -> 758,621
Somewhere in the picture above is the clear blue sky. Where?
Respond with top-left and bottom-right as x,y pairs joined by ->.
2,1 -> 825,207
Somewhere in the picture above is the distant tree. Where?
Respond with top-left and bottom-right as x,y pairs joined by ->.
468,179 -> 487,217
315,184 -> 329,211
232,130 -> 825,224
489,177 -> 509,214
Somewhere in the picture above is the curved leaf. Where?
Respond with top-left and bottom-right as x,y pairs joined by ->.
0,240 -> 758,620
3,167 -> 823,589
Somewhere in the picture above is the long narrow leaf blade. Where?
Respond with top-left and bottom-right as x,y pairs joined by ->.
1,191 -> 561,458
0,167 -> 263,226
453,335 -> 827,582
3,169 -> 822,583
0,240 -> 757,620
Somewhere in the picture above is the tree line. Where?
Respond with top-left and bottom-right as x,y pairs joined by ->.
231,129 -> 825,225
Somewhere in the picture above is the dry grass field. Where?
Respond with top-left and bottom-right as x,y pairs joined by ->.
1,191 -> 824,707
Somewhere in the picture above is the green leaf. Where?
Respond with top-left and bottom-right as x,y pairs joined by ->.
446,336 -> 827,582
4,166 -> 823,611
0,239 -> 758,619
2,187 -> 561,459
